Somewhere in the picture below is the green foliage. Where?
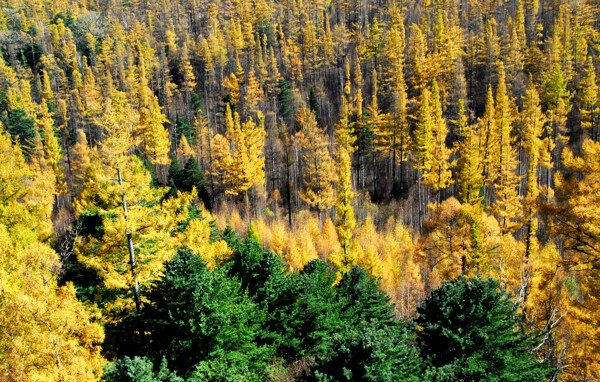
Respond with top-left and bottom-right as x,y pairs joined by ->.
416,277 -> 549,381
337,266 -> 394,327
143,249 -> 271,377
138,150 -> 159,187
176,116 -> 193,144
225,238 -> 299,353
166,155 -> 210,209
103,356 -> 183,382
191,93 -> 203,113
278,79 -> 294,124
309,87 -> 322,126
166,154 -> 183,197
287,260 -> 344,358
543,66 -> 572,112
308,267 -> 423,381
310,322 -> 424,382
182,156 -> 211,210
7,108 -> 35,156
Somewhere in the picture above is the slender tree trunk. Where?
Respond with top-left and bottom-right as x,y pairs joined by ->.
286,163 -> 293,227
245,189 -> 251,224
118,168 -> 142,313
372,155 -> 376,199
417,167 -> 423,233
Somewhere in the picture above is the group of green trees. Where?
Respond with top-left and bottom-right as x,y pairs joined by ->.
101,236 -> 549,381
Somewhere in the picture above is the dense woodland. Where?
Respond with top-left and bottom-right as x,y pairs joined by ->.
1,0 -> 600,379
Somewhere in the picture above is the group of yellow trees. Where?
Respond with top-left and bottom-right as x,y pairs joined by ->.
0,0 -> 600,379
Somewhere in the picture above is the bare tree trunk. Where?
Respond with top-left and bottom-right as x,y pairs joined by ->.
118,168 -> 142,313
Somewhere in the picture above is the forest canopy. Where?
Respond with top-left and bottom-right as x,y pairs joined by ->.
0,0 -> 599,379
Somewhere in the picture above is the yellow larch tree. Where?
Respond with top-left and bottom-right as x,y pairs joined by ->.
222,72 -> 241,106
0,227 -> 106,381
245,68 -> 264,114
425,80 -> 455,205
28,129 -> 57,235
176,191 -> 232,269
383,9 -> 410,183
456,99 -> 483,207
140,94 -> 170,168
81,60 -> 104,143
578,54 -> 599,141
334,96 -> 356,153
543,139 -> 600,379
70,129 -> 91,194
41,69 -> 55,105
194,111 -> 213,174
212,104 -> 266,209
0,132 -> 105,381
332,146 -> 356,271
266,47 -> 281,99
177,133 -> 194,165
521,78 -> 546,308
418,197 -> 469,280
295,108 -> 337,221
180,40 -> 196,115
352,214 -> 384,280
74,92 -> 181,315
230,110 -> 266,197
413,86 -> 434,229
490,62 -> 522,234
479,85 -> 498,193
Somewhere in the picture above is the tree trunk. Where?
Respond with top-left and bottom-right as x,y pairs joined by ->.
286,164 -> 293,227
417,167 -> 423,233
118,168 -> 142,313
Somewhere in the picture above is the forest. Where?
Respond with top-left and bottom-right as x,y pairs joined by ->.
0,0 -> 599,379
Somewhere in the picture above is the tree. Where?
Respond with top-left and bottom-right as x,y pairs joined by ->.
416,277 -> 549,381
383,11 -> 410,186
283,259 -> 344,358
37,102 -> 64,191
277,79 -> 295,124
103,356 -> 183,382
418,197 -> 469,279
140,249 -> 270,378
546,139 -> 600,268
212,105 -> 266,206
295,108 -> 336,221
334,96 -> 356,153
579,54 -> 599,141
0,227 -> 106,381
309,267 -> 423,381
522,78 -> 546,264
424,80 -> 454,205
542,64 -> 572,198
308,87 -> 322,126
7,108 -> 36,158
490,62 -> 522,234
413,87 -> 434,229
309,321 -> 424,382
182,156 -> 211,210
140,95 -> 170,172
74,93 -> 182,314
333,146 -> 356,270
543,139 -> 600,375
456,100 -> 483,207
222,72 -> 241,106
480,85 -> 498,193
367,70 -> 387,196
0,131 -> 105,381
245,68 -> 264,113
